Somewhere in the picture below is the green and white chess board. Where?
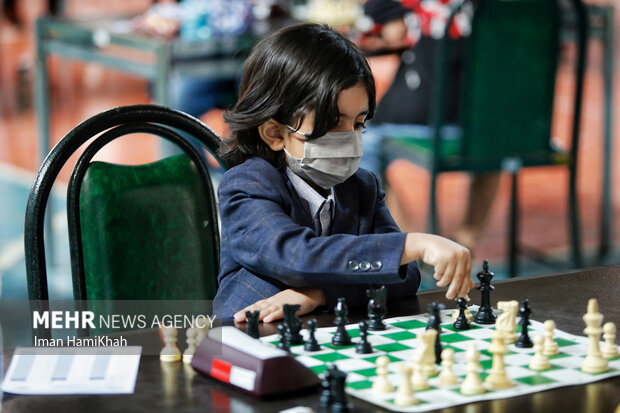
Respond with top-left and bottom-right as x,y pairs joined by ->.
261,305 -> 620,412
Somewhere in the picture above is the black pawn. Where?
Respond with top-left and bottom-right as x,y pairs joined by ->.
473,260 -> 496,324
283,304 -> 304,345
426,302 -> 444,364
329,364 -> 352,413
355,321 -> 373,354
319,366 -> 334,407
516,299 -> 534,348
331,298 -> 352,346
245,310 -> 260,339
304,319 -> 321,352
366,286 -> 387,331
453,297 -> 471,330
277,324 -> 290,351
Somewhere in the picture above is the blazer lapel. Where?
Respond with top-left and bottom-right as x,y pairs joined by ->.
332,179 -> 360,235
283,171 -> 315,230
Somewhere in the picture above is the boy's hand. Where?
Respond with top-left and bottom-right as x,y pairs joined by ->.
402,233 -> 474,299
234,288 -> 326,324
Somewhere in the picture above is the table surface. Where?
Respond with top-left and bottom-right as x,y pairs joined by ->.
3,266 -> 620,412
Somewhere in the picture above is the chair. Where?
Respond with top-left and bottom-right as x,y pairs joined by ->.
25,104 -> 226,338
379,0 -> 589,276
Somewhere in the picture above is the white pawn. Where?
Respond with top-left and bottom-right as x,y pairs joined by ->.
543,320 -> 559,356
183,325 -> 198,363
602,322 -> 619,359
582,298 -> 609,373
529,335 -> 550,370
160,326 -> 182,362
411,353 -> 430,391
372,355 -> 394,393
439,348 -> 459,386
394,363 -> 418,406
460,343 -> 485,395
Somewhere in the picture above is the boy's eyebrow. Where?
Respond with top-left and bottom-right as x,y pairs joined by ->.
338,110 -> 369,119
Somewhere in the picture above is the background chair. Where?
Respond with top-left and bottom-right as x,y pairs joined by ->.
25,104 -> 226,339
379,0 -> 589,277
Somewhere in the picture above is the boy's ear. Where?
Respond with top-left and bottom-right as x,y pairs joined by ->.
258,119 -> 286,151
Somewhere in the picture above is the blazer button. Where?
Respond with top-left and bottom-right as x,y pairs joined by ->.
347,260 -> 359,271
370,260 -> 383,271
359,260 -> 371,272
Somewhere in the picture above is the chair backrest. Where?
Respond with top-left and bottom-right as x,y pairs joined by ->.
25,105 -> 226,337
460,0 -> 561,162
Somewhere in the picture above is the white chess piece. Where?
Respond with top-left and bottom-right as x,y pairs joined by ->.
183,325 -> 198,363
412,329 -> 438,377
543,320 -> 559,356
372,355 -> 394,393
601,322 -> 619,359
160,326 -> 182,362
581,299 -> 609,373
394,363 -> 418,406
484,313 -> 513,389
497,301 -> 519,344
460,343 -> 485,395
411,352 -> 430,391
439,348 -> 459,386
529,335 -> 550,370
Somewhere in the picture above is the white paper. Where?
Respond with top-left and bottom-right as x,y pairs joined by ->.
2,346 -> 141,395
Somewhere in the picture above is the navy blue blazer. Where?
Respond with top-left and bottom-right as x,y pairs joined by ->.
214,156 -> 421,320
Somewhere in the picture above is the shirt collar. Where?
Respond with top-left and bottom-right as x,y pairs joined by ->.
285,168 -> 334,219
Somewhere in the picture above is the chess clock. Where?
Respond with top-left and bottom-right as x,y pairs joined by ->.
191,327 -> 320,396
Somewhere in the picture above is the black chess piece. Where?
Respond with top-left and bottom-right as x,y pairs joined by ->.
515,299 -> 534,348
329,364 -> 352,413
245,310 -> 260,339
453,297 -> 471,330
355,321 -> 373,354
473,260 -> 497,324
426,302 -> 444,364
319,366 -> 334,407
304,319 -> 321,352
332,298 -> 352,346
283,304 -> 304,345
366,286 -> 387,331
277,324 -> 290,351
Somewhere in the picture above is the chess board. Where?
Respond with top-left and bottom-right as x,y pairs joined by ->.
260,305 -> 620,412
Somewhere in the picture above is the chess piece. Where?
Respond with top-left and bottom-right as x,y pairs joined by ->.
453,297 -> 471,330
426,302 -> 444,363
394,363 -> 418,406
245,310 -> 260,339
283,304 -> 304,345
355,321 -> 373,354
411,356 -> 430,391
581,298 -> 609,373
183,325 -> 198,363
473,260 -> 496,324
320,365 -> 334,407
367,286 -> 387,331
330,364 -> 352,413
332,298 -> 352,346
460,343 -> 485,395
160,326 -> 182,362
372,355 -> 394,393
543,320 -> 559,356
304,319 -> 321,352
484,312 -> 513,389
602,322 -> 619,359
414,329 -> 438,376
439,348 -> 459,386
529,335 -> 550,371
497,300 -> 519,344
277,324 -> 290,351
516,299 -> 533,348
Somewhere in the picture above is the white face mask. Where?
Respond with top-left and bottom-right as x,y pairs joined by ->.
284,127 -> 363,190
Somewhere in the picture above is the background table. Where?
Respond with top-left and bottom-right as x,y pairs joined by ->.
3,265 -> 620,412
